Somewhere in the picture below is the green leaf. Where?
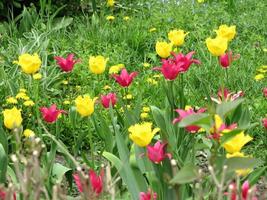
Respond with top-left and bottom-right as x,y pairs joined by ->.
52,17 -> 73,31
103,152 -> 141,200
0,125 -> 8,153
170,164 -> 198,184
151,106 -> 168,137
225,157 -> 262,173
52,163 -> 72,184
216,99 -> 244,117
178,113 -> 210,130
0,144 -> 7,183
247,166 -> 267,186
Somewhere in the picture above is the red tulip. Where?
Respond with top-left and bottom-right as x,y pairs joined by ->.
0,189 -> 16,200
101,93 -> 117,108
112,68 -> 138,87
263,118 -> 267,129
139,190 -> 157,200
173,107 -> 206,133
219,51 -> 240,68
229,181 -> 257,200
54,54 -> 80,72
40,104 -> 67,123
263,88 -> 267,97
153,51 -> 200,80
147,141 -> 171,164
211,88 -> 244,104
73,169 -> 104,196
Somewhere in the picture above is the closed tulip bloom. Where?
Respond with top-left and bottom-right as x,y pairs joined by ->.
128,122 -> 160,147
206,36 -> 228,56
155,41 -> 172,58
153,51 -> 200,80
73,169 -> 104,196
147,141 -> 171,164
173,106 -> 206,133
228,180 -> 257,200
40,104 -> 66,123
3,107 -> 23,129
54,54 -> 80,72
263,88 -> 267,97
168,29 -> 188,46
75,95 -> 97,117
101,93 -> 117,108
262,118 -> 267,129
14,53 -> 41,74
215,25 -> 236,41
112,68 -> 138,87
223,132 -> 253,154
139,190 -> 157,200
89,56 -> 108,74
219,51 -> 240,68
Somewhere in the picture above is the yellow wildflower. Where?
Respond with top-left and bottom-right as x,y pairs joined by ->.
106,16 -> 115,21
142,107 -> 150,112
149,28 -> 157,32
107,0 -> 115,7
33,73 -> 42,80
143,63 -> 150,68
16,92 -> 29,100
109,64 -> 124,74
140,112 -> 149,119
6,97 -> 18,104
103,85 -> 111,90
23,100 -> 35,107
254,74 -> 264,81
23,129 -> 35,137
147,78 -> 158,85
123,16 -> 130,21
63,100 -> 71,105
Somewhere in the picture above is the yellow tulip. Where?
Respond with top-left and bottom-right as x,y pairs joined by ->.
89,56 -> 108,74
155,41 -> 172,58
14,53 -> 41,74
223,132 -> 253,153
107,0 -> 115,7
206,36 -> 228,56
128,122 -> 160,147
215,25 -> 236,41
75,95 -> 97,117
168,29 -> 188,46
3,107 -> 23,129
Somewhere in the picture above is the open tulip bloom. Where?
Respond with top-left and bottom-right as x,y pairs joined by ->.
40,104 -> 67,123
211,88 -> 244,104
73,169 -> 104,197
54,54 -> 80,72
153,51 -> 201,80
112,68 -> 138,87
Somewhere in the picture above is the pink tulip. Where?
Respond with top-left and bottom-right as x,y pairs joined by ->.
40,104 -> 67,123
139,190 -> 157,200
101,93 -> 117,108
147,141 -> 171,164
153,51 -> 200,80
263,118 -> 267,129
219,51 -> 240,68
211,88 -> 244,104
73,169 -> 104,196
229,181 -> 257,200
263,88 -> 267,97
112,68 -> 138,87
54,54 -> 80,72
173,107 -> 206,133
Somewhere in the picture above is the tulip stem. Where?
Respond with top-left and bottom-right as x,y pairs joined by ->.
225,68 -> 229,86
88,117 -> 95,168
